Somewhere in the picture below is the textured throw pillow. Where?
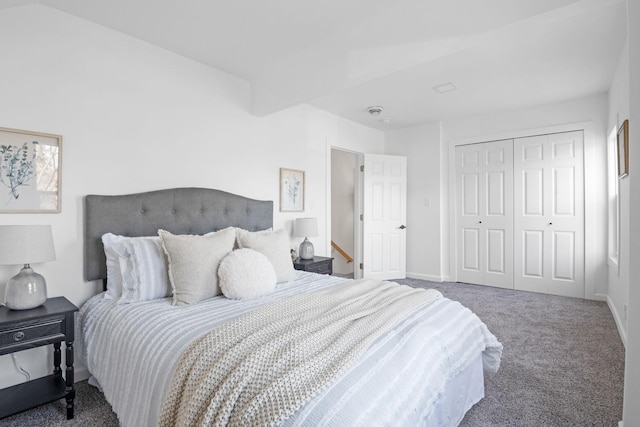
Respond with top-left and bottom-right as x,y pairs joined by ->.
236,228 -> 296,283
101,233 -> 171,303
120,237 -> 171,303
218,249 -> 277,300
159,227 -> 236,306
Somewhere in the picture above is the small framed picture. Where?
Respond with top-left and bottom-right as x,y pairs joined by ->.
280,168 -> 304,212
0,127 -> 62,213
618,119 -> 629,178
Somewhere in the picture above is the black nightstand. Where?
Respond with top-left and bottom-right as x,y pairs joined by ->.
293,256 -> 333,275
0,297 -> 78,420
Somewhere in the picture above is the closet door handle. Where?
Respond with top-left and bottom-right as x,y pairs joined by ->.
548,222 -> 553,225
478,221 -> 482,224
399,225 -> 407,230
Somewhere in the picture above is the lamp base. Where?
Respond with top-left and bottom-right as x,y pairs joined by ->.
4,265 -> 47,310
299,238 -> 315,260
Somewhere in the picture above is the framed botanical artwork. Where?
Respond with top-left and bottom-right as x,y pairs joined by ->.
618,119 -> 629,178
0,127 -> 62,213
280,168 -> 305,212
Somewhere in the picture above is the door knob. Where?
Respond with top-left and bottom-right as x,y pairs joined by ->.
479,221 -> 482,224
399,225 -> 407,229
548,222 -> 553,225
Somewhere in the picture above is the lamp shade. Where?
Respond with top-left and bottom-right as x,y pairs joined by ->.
1,225 -> 55,310
0,225 -> 56,265
294,218 -> 318,238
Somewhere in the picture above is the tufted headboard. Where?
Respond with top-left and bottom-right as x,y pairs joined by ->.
84,187 -> 273,282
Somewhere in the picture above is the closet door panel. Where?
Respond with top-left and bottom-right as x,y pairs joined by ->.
462,228 -> 480,271
523,230 -> 544,277
514,131 -> 584,298
462,173 -> 480,215
553,167 -> 575,216
523,169 -> 544,216
456,144 -> 484,285
553,231 -> 575,281
456,140 -> 513,288
487,229 -> 506,274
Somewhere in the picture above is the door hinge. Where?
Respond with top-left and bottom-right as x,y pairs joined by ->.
360,165 -> 364,172
359,263 -> 364,270
360,214 -> 363,221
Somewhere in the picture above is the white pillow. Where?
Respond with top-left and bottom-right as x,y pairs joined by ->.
159,227 -> 236,306
101,233 -> 171,303
236,228 -> 296,283
101,233 -> 125,300
219,249 -> 277,300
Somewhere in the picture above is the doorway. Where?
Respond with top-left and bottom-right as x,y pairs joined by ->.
331,149 -> 358,278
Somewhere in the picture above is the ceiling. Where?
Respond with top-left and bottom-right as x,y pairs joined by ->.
1,0 -> 628,130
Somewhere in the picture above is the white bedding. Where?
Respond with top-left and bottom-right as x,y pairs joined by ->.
78,272 -> 502,427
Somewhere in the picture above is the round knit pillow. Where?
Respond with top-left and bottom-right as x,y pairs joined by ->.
218,248 -> 277,299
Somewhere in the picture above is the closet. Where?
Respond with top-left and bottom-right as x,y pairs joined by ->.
455,131 -> 585,298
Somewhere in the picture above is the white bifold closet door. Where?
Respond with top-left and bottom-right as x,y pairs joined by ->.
513,131 -> 584,298
455,131 -> 585,298
456,140 -> 514,289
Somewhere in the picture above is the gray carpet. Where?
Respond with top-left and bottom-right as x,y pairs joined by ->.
398,279 -> 625,427
0,279 -> 624,426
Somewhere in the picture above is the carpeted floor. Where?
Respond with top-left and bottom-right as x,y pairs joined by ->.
0,279 -> 624,426
398,279 -> 625,427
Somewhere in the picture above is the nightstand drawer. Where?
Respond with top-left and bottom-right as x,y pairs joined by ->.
0,319 -> 65,351
307,262 -> 331,274
293,256 -> 333,275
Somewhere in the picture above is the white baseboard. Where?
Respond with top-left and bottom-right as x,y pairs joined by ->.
618,421 -> 623,427
406,272 -> 443,282
606,295 -> 627,348
75,365 -> 90,383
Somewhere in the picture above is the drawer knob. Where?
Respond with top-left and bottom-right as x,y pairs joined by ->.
13,331 -> 25,342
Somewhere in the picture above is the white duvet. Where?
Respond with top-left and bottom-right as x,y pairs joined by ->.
78,272 -> 502,427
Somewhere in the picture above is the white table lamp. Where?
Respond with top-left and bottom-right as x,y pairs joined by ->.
294,218 -> 318,260
0,225 -> 56,310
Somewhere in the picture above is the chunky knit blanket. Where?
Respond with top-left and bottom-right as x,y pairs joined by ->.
157,279 -> 442,427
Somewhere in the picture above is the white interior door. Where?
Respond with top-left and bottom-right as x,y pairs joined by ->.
513,131 -> 584,298
455,140 -> 514,288
362,154 -> 407,280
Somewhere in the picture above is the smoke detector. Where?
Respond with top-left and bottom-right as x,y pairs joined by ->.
367,106 -> 383,116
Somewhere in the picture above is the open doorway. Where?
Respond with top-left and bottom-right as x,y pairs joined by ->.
331,148 -> 358,279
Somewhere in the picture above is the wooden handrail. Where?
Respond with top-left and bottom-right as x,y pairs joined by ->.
331,240 -> 354,263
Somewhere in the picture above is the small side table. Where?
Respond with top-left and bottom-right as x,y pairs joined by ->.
0,297 -> 78,420
293,256 -> 333,275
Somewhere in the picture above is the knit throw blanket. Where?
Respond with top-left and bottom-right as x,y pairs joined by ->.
157,279 -> 442,427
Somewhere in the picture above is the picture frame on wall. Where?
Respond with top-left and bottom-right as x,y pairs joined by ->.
0,127 -> 62,213
280,168 -> 305,212
618,119 -> 629,178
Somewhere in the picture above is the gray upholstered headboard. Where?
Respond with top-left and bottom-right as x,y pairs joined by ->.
84,187 -> 273,282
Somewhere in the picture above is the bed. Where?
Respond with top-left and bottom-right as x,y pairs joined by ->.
79,187 -> 502,427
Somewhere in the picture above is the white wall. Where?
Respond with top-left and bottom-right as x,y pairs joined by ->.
607,38 -> 630,343
0,4 -> 384,388
623,0 -> 640,422
385,123 -> 442,280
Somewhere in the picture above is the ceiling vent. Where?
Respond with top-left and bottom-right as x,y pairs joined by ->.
433,82 -> 457,93
367,106 -> 383,116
